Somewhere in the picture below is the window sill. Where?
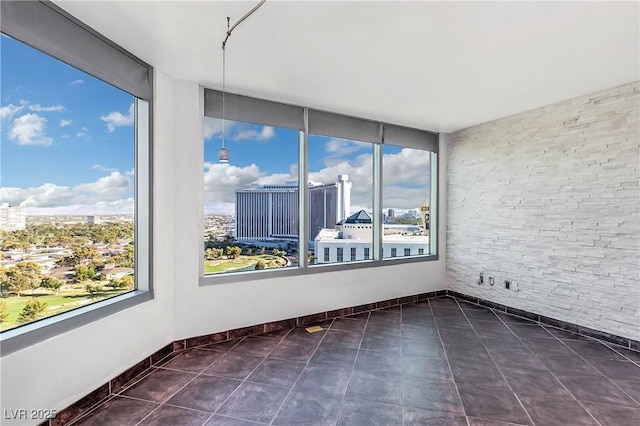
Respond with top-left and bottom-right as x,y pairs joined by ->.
199,254 -> 439,286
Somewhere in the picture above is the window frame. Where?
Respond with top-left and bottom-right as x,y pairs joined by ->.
0,1 -> 154,357
200,89 -> 439,285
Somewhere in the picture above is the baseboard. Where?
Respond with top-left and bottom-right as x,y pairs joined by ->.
447,290 -> 640,351
46,290 -> 447,425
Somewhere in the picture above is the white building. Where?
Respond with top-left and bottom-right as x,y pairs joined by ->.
314,210 -> 429,264
87,215 -> 101,225
0,203 -> 26,231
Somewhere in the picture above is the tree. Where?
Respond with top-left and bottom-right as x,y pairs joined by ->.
58,244 -> 103,267
204,247 -> 223,260
121,275 -> 134,290
225,246 -> 242,259
74,265 -> 96,283
0,300 -> 9,324
272,248 -> 286,257
17,298 -> 48,323
5,262 -> 42,296
40,276 -> 64,294
85,283 -> 103,299
113,244 -> 134,268
110,275 -> 134,290
255,260 -> 266,270
0,266 -> 8,296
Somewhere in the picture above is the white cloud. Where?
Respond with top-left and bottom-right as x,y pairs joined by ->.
204,117 -> 238,141
203,162 -> 295,199
233,126 -> 275,141
201,147 -> 431,215
29,104 -> 65,112
0,172 -> 132,208
0,104 -> 24,120
76,126 -> 89,139
70,79 -> 84,85
100,103 -> 134,132
8,113 -> 53,147
60,119 -> 72,127
91,164 -> 119,172
321,139 -> 371,168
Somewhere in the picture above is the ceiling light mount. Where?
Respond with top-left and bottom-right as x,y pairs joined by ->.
218,0 -> 266,163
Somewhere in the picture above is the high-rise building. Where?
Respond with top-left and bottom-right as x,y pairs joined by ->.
308,183 -> 337,242
336,174 -> 352,223
235,185 -> 299,241
0,203 -> 26,231
388,208 -> 395,219
235,175 -> 351,243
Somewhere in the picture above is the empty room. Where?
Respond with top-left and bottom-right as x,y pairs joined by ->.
0,1 -> 638,425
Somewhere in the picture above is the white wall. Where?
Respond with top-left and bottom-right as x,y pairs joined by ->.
0,70 -> 177,426
0,74 -> 447,425
447,82 -> 639,340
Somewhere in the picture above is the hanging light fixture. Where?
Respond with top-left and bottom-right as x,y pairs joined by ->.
218,0 -> 267,163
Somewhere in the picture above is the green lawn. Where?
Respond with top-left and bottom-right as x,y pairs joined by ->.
204,258 -> 257,274
1,287 -> 130,331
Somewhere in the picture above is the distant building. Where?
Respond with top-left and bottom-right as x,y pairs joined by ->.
315,210 -> 429,264
0,203 -> 26,231
87,215 -> 101,225
388,208 -> 395,219
235,175 -> 351,244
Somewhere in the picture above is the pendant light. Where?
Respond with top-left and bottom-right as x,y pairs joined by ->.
218,0 -> 266,162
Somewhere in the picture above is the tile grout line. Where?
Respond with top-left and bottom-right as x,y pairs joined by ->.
491,303 -> 640,412
496,315 -> 601,425
450,297 -> 536,426
207,330 -> 295,423
482,303 -> 603,426
267,317 -> 341,425
335,311 -> 371,426
547,330 -> 640,408
429,298 -> 469,421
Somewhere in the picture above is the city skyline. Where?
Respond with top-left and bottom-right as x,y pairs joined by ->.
204,118 -> 431,216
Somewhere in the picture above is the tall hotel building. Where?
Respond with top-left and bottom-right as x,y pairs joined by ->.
0,203 -> 26,231
235,175 -> 351,243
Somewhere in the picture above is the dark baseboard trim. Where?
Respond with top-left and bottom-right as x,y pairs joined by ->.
447,290 -> 640,351
45,290 -> 448,426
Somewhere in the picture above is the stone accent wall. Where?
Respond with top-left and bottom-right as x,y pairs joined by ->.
447,82 -> 640,340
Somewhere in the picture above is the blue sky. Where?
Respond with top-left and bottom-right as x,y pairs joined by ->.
1,34 -> 135,214
0,34 -> 429,216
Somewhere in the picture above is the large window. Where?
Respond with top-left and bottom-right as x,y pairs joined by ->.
203,118 -> 300,275
0,1 -> 152,354
202,89 -> 437,283
309,135 -> 373,266
382,144 -> 432,259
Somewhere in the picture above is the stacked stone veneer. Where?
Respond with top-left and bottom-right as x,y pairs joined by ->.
447,81 -> 640,340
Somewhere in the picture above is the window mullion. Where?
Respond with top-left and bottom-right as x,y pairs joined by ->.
299,108 -> 309,268
373,127 -> 383,261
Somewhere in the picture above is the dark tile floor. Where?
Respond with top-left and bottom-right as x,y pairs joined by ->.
72,297 -> 640,425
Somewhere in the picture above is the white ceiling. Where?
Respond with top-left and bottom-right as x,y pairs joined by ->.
54,1 -> 639,133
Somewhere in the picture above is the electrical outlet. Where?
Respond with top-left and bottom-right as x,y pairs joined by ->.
478,273 -> 484,285
489,276 -> 494,286
505,280 -> 511,290
512,281 -> 519,292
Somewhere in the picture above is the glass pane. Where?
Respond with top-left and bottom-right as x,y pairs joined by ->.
382,144 -> 431,258
0,34 -> 137,332
203,117 -> 299,275
308,135 -> 373,265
